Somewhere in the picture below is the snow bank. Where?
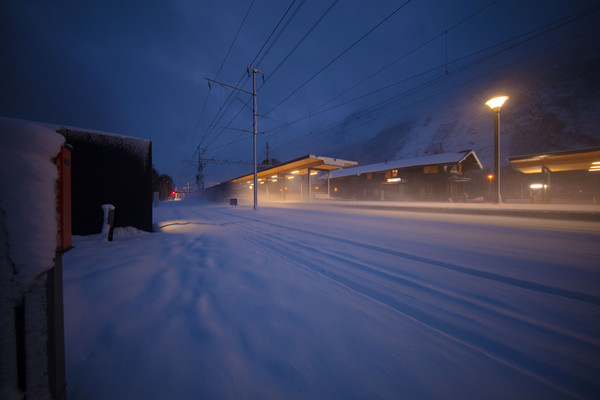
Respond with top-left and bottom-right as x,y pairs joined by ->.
0,116 -> 64,286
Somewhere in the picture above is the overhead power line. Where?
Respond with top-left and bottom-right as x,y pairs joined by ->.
310,0 -> 500,114
198,0 -> 302,155
263,0 -> 413,117
271,7 -> 600,154
256,0 -> 307,67
215,0 -> 255,80
266,0 -> 340,83
249,0 -> 298,67
268,5 -> 599,140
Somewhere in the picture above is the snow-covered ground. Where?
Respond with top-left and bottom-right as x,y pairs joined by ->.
63,201 -> 600,399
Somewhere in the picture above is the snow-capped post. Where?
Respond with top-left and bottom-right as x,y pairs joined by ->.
101,204 -> 115,241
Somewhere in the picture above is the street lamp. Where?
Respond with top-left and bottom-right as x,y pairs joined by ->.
485,96 -> 509,203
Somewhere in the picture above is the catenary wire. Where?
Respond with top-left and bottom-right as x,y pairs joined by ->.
262,0 -> 413,117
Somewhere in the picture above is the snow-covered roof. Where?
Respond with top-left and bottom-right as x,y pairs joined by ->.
330,150 -> 482,179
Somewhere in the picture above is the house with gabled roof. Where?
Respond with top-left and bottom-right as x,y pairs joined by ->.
329,150 -> 482,202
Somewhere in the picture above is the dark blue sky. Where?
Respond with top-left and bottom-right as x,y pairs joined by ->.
1,0 -> 598,186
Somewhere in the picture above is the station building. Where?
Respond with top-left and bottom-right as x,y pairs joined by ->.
328,150 -> 483,202
206,154 -> 357,203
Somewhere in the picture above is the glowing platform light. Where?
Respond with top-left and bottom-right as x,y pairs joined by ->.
386,178 -> 402,183
485,96 -> 509,110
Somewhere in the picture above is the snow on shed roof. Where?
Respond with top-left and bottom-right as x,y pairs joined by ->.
330,150 -> 482,179
0,116 -> 65,286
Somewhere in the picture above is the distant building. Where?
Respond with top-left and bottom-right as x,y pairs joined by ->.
329,150 -> 482,202
207,154 -> 357,203
508,147 -> 600,203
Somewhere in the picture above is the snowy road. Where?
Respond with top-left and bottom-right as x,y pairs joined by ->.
63,201 -> 600,399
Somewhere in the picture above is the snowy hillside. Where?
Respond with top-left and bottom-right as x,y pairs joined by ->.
333,42 -> 600,170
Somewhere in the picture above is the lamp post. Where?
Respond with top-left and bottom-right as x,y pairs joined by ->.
485,96 -> 508,203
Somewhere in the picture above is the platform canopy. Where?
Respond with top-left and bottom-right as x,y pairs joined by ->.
230,155 -> 357,183
508,147 -> 600,173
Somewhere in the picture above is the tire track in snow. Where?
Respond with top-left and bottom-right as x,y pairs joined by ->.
216,208 -> 600,306
243,228 -> 596,398
202,206 -> 599,399
248,225 -> 599,347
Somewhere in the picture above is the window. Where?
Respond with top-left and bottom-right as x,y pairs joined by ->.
424,165 -> 439,174
392,169 -> 398,177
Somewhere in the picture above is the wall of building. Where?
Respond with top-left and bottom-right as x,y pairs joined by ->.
59,129 -> 153,234
330,166 -> 467,202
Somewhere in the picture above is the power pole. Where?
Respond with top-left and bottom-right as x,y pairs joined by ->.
204,67 -> 263,210
196,148 -> 205,199
264,141 -> 271,166
248,66 -> 263,210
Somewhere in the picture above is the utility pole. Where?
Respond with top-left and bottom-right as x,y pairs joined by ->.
264,142 -> 273,167
248,66 -> 263,210
204,67 -> 263,210
196,147 -> 205,200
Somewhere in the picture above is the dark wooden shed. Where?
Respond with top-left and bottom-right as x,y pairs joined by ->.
58,128 -> 153,235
